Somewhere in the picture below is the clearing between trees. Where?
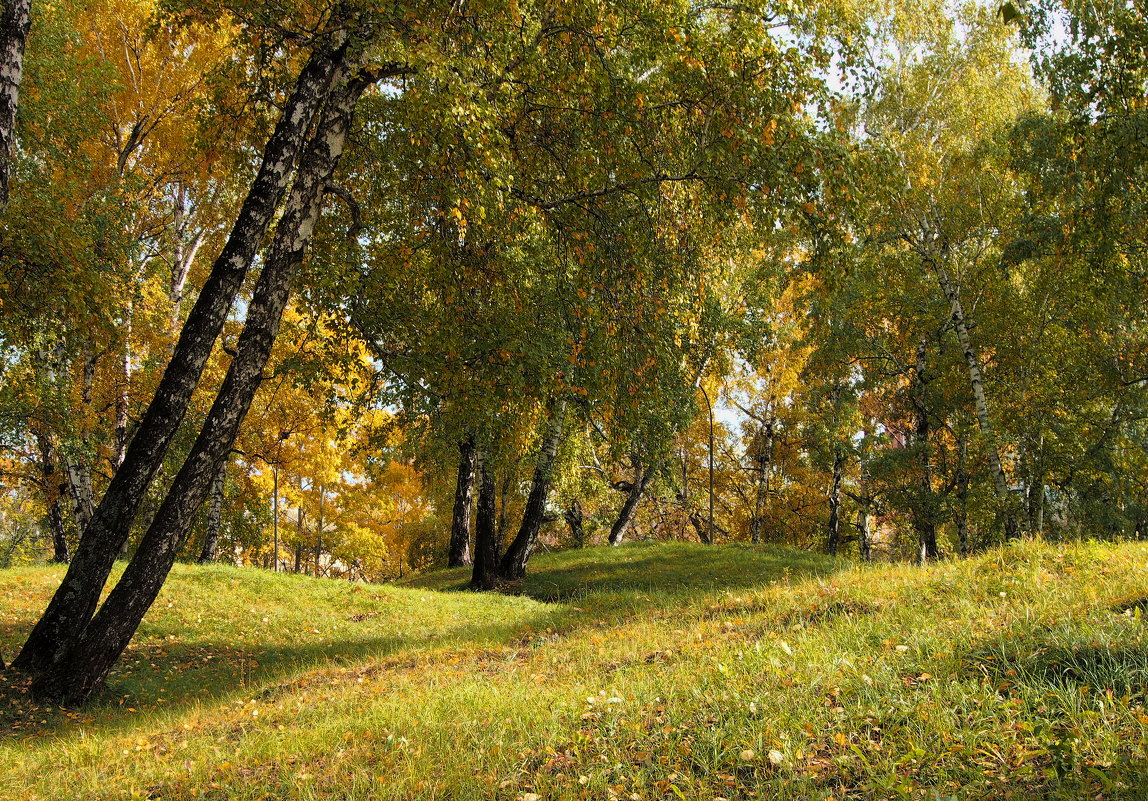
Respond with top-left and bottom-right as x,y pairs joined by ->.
2,540 -> 1147,800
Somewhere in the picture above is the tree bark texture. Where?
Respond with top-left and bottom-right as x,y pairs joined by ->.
748,418 -> 775,544
0,0 -> 30,206
112,317 -> 133,470
168,184 -> 206,341
499,401 -> 566,581
564,500 -> 584,548
36,433 -> 70,563
497,469 -> 513,552
826,448 -> 844,557
688,509 -> 713,544
936,265 -> 1019,541
448,437 -> 476,567
29,66 -> 370,704
12,32 -> 350,675
198,461 -> 225,564
857,499 -> 872,563
471,456 -> 499,590
608,459 -> 652,546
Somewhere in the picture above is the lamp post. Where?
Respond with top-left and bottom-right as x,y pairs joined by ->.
270,429 -> 291,572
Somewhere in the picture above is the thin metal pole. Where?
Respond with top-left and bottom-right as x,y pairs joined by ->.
272,463 -> 279,572
315,485 -> 324,577
700,384 -> 715,544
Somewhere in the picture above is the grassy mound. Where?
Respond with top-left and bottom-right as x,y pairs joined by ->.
2,540 -> 1147,800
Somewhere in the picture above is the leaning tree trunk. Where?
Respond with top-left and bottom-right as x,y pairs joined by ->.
12,32 -> 350,676
29,67 -> 371,705
0,0 -> 30,206
471,456 -> 499,591
826,447 -> 844,557
608,459 -> 653,546
936,265 -> 1019,541
448,437 -> 476,567
499,400 -> 566,581
198,461 -> 225,564
911,337 -> 940,563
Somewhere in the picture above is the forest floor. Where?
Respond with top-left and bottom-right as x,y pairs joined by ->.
1,540 -> 1148,800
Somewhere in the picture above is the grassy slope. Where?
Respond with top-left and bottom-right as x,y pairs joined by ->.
1,540 -> 1147,800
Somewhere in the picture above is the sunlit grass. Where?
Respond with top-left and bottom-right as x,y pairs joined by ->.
2,539 -> 1147,800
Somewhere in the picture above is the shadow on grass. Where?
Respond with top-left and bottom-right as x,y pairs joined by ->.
525,543 -> 837,603
0,609 -> 566,740
412,543 -> 842,606
962,633 -> 1148,697
1,543 -> 839,740
949,626 -> 1148,799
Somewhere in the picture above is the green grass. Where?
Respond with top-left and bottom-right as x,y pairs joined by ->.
2,540 -> 1148,800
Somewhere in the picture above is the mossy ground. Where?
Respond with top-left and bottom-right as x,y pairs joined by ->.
2,539 -> 1147,800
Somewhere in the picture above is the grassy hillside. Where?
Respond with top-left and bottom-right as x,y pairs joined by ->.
2,540 -> 1148,800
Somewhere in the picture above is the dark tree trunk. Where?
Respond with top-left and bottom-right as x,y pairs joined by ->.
448,437 -> 476,567
499,401 -> 566,581
749,419 -> 774,544
497,468 -> 513,552
608,459 -> 652,546
12,31 -> 350,676
471,456 -> 499,591
912,338 -> 940,563
564,500 -> 584,548
61,349 -> 96,536
688,509 -> 713,544
826,448 -> 844,557
29,67 -> 372,705
47,495 -> 69,564
36,433 -> 70,564
198,461 -> 225,564
0,0 -> 30,206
